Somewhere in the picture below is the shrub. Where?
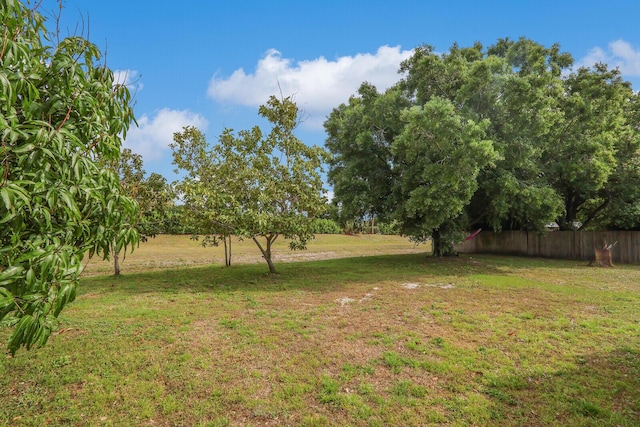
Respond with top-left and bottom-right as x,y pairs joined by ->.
310,218 -> 342,234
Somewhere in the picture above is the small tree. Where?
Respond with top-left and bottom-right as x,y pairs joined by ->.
111,149 -> 175,275
137,172 -> 175,237
0,1 -> 138,354
110,148 -> 144,275
172,96 -> 328,273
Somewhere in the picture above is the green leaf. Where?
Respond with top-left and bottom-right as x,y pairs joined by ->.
0,266 -> 24,286
0,0 -> 137,353
0,288 -> 15,311
0,187 -> 12,209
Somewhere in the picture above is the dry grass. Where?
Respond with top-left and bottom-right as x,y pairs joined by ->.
81,233 -> 427,276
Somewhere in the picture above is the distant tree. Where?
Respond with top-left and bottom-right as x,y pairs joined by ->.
117,149 -> 174,239
0,1 -> 138,354
162,205 -> 196,235
170,126 -> 236,267
110,148 -> 144,275
111,149 -> 174,274
172,96 -> 328,273
137,172 -> 175,236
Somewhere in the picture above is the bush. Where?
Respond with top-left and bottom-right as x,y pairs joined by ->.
310,218 -> 342,234
378,220 -> 402,235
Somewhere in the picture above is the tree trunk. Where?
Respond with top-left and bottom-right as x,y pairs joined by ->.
563,193 -> 584,229
432,229 -> 442,257
579,197 -> 610,230
113,249 -> 121,276
252,235 -> 278,274
264,236 -> 276,274
223,235 -> 232,267
223,237 -> 228,266
264,253 -> 277,274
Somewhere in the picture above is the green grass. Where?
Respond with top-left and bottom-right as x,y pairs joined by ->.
1,236 -> 639,426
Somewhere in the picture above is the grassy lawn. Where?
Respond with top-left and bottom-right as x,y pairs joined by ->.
80,234 -> 426,276
1,235 -> 639,426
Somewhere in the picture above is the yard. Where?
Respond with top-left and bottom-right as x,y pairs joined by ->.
1,235 -> 638,426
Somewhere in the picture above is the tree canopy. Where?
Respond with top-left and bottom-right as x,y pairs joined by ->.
392,98 -> 498,254
325,38 -> 640,254
172,95 -> 328,273
0,1 -> 139,353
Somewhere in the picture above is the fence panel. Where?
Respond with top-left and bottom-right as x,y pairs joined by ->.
458,231 -> 640,264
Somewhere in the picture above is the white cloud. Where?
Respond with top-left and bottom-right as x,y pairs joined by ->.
113,69 -> 143,92
325,190 -> 334,203
124,108 -> 208,160
207,46 -> 414,129
578,39 -> 640,76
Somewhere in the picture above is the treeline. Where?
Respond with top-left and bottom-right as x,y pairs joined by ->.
134,38 -> 640,258
325,38 -> 640,255
135,204 -> 400,236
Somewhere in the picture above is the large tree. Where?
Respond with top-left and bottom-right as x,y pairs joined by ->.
172,96 -> 328,273
325,83 -> 409,226
400,39 -> 570,233
392,98 -> 498,255
0,1 -> 139,353
326,37 -> 640,253
594,91 -> 640,230
545,65 -> 637,229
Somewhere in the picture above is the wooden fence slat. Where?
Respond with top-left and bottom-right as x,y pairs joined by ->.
457,231 -> 640,264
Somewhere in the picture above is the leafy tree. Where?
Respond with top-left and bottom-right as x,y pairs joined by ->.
325,83 -> 409,227
116,149 -> 175,238
392,98 -> 497,254
109,148 -> 144,275
172,96 -> 328,273
594,91 -> 640,230
545,65 -> 637,229
401,39 -> 569,233
0,1 -> 138,353
138,172 -> 175,235
470,39 -> 569,232
111,149 -> 175,274
162,204 -> 196,235
326,37 -> 640,254
326,47 -> 503,254
171,126 -> 236,266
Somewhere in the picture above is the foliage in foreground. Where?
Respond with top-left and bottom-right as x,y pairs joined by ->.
0,1 -> 138,353
1,253 -> 638,426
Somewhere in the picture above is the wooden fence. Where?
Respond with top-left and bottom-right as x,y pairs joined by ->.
457,230 -> 640,264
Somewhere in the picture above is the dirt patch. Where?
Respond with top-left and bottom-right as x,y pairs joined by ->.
401,282 -> 456,289
335,297 -> 356,306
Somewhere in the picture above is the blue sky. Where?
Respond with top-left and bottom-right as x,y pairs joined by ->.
47,0 -> 640,182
